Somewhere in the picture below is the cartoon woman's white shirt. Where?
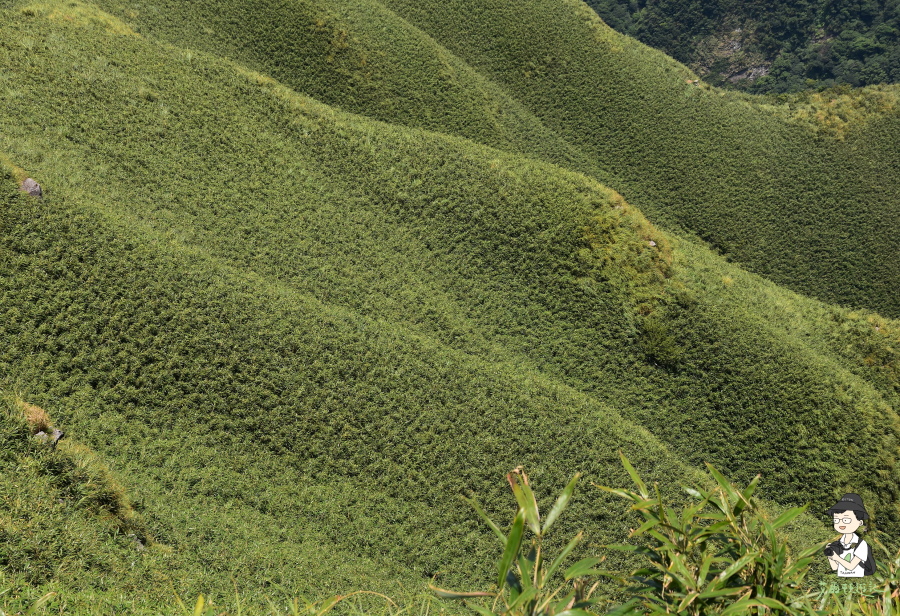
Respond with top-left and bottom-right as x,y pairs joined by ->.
836,533 -> 868,577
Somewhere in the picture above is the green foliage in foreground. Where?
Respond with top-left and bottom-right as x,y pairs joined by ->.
431,469 -> 602,616
598,453 -> 821,615
595,453 -> 900,616
438,458 -> 900,616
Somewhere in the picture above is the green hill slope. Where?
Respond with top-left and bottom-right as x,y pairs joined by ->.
0,133 -> 713,609
0,7 -> 726,608
1,0 -> 898,611
75,0 -> 900,318
376,0 -> 900,319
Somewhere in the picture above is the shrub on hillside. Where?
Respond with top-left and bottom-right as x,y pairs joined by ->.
637,315 -> 683,370
19,399 -> 51,434
592,452 -> 900,616
595,452 -> 822,615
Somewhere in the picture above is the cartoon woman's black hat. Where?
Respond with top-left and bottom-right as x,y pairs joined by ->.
826,493 -> 870,520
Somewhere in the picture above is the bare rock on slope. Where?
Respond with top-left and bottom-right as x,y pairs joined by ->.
34,428 -> 64,447
19,177 -> 42,198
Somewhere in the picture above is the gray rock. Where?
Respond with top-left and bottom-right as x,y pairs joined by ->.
19,177 -> 42,198
127,533 -> 146,550
33,428 -> 64,446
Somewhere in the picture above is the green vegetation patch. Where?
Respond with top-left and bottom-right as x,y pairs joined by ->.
19,0 -> 138,36
0,1 -> 898,609
81,0 -> 900,316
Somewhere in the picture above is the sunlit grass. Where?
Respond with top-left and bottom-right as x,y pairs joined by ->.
0,0 -> 898,611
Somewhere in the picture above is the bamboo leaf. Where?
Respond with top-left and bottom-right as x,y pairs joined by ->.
602,543 -> 655,554
543,473 -> 580,534
697,586 -> 746,599
668,553 -> 698,592
594,484 -> 644,504
715,551 -> 758,584
705,463 -> 736,501
518,478 -> 541,536
619,451 -> 648,498
720,598 -> 773,616
629,517 -> 660,538
733,474 -> 760,516
518,551 -> 535,590
680,499 -> 707,529
564,557 -> 603,580
507,586 -> 538,611
630,499 -> 663,511
749,596 -> 788,611
698,552 -> 715,585
544,587 -> 576,614
676,591 -> 700,612
509,481 -> 531,526
193,594 -> 205,616
497,509 -> 526,590
761,515 -> 776,545
646,528 -> 672,546
544,532 -> 584,584
664,505 -> 680,525
462,495 -> 506,546
428,585 -> 495,600
771,504 -> 807,531
683,487 -> 703,499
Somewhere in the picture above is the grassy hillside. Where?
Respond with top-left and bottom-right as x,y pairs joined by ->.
0,0 -> 898,611
0,7 -> 722,608
72,0 -> 900,318
375,0 -> 900,319
0,138 -> 717,610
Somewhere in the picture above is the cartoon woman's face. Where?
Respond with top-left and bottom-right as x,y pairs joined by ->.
833,510 -> 863,534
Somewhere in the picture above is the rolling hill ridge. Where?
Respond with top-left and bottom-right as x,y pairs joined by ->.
0,0 -> 898,611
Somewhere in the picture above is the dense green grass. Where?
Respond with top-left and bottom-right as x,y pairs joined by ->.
0,0 -> 898,610
42,0 -> 900,317
0,14 -> 709,602
71,0 -> 900,317
375,0 -> 900,318
0,164 -> 713,609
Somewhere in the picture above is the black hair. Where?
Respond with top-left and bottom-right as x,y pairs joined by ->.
825,494 -> 871,530
826,506 -> 869,521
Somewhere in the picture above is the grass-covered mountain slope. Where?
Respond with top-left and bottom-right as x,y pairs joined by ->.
1,0 -> 899,611
75,0 -> 900,319
0,395 -> 159,600
0,127 -> 722,610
